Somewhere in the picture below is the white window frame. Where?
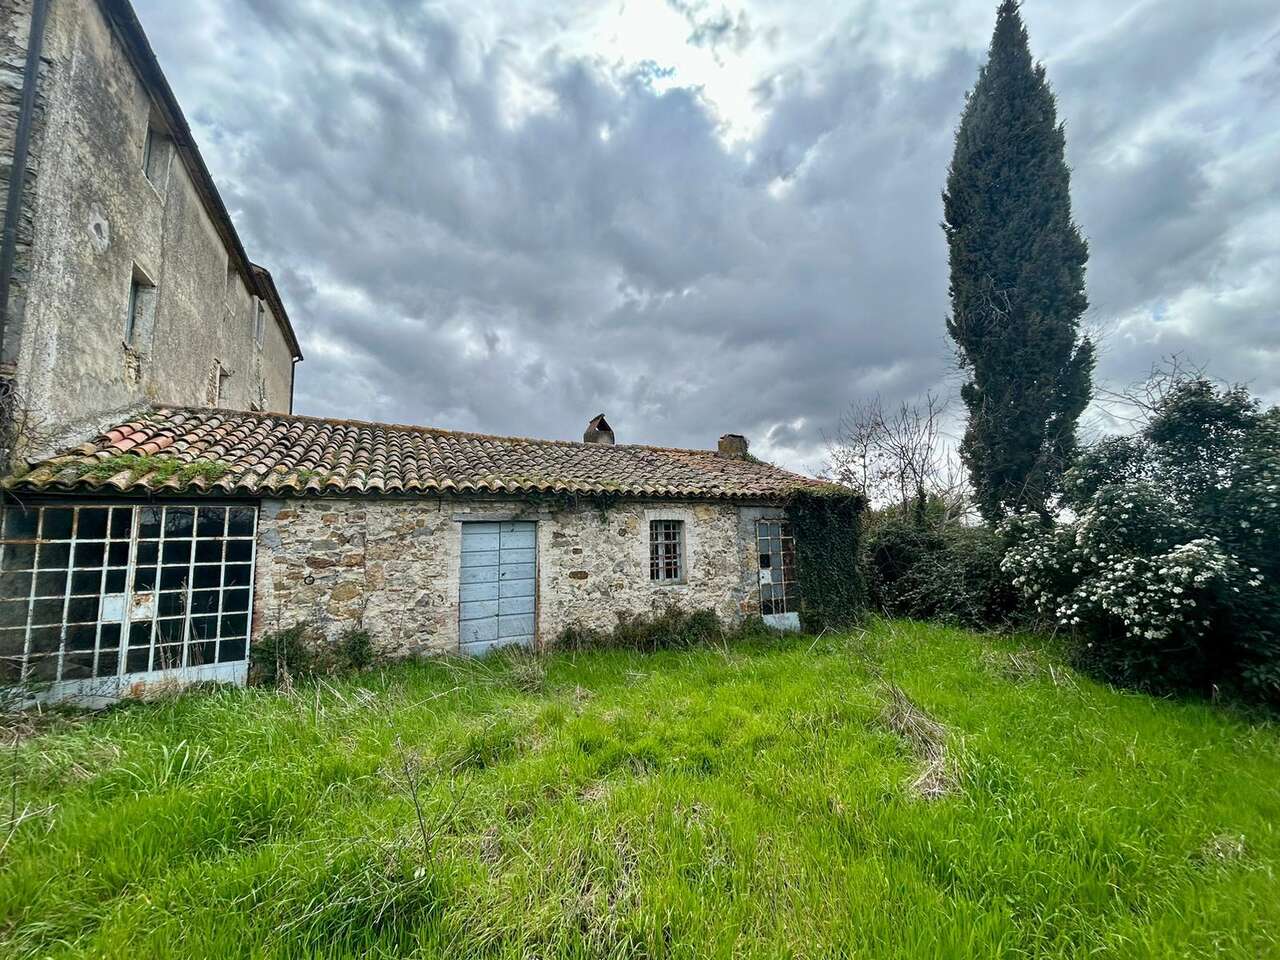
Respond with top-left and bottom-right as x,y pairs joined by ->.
0,502 -> 258,705
756,518 -> 800,618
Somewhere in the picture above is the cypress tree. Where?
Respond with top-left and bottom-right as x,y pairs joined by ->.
943,0 -> 1093,522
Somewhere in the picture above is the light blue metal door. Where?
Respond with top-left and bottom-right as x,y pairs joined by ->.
458,521 -> 536,655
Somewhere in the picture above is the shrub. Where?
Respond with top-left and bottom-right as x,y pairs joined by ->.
250,622 -> 325,686
1003,377 -> 1280,703
865,515 -> 1018,628
552,606 -> 770,653
250,622 -> 379,687
335,627 -> 376,672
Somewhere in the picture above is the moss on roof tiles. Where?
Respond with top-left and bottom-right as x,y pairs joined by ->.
5,405 -> 836,501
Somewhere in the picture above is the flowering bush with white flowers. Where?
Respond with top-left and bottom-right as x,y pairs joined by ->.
1002,377 -> 1280,703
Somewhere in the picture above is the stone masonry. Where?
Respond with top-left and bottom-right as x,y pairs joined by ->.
253,495 -> 787,657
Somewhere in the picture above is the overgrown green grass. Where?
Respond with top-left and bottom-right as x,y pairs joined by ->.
1,620 -> 1277,958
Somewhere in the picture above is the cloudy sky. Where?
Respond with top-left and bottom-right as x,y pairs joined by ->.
134,0 -> 1280,473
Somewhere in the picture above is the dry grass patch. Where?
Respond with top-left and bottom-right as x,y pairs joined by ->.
878,682 -> 956,800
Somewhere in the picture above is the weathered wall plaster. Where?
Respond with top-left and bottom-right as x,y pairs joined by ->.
1,0 -> 295,454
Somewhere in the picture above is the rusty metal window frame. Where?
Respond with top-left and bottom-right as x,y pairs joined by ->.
756,519 -> 799,615
0,503 -> 257,686
649,519 -> 684,582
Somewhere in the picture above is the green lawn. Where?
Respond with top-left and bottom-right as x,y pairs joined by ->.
2,621 -> 1277,958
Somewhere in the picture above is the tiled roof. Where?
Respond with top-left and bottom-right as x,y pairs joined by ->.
6,406 -> 835,501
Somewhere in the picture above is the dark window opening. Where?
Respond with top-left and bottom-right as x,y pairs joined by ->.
649,519 -> 684,582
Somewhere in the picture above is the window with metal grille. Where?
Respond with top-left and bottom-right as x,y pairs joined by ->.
0,504 -> 256,687
756,520 -> 799,615
649,519 -> 684,582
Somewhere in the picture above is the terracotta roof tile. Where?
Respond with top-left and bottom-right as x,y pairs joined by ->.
6,406 -> 837,501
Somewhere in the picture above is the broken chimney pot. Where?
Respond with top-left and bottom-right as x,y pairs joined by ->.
584,414 -> 615,445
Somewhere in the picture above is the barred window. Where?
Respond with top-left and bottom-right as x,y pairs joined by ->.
649,520 -> 684,582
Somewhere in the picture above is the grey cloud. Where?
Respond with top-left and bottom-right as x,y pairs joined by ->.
134,0 -> 1280,469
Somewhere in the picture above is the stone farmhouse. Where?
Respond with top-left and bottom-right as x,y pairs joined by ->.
0,0 -> 846,703
3,407 -> 823,702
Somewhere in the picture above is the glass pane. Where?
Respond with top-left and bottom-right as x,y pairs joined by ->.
164,508 -> 194,538
108,542 -> 130,566
34,570 -> 67,597
193,566 -> 220,589
136,541 -> 159,565
2,507 -> 38,539
132,567 -> 157,592
188,640 -> 216,666
3,542 -> 35,569
0,653 -> 22,682
0,627 -> 25,658
219,613 -> 247,638
30,626 -> 61,653
99,623 -> 122,653
190,615 -> 218,639
157,592 -> 187,617
195,540 -> 222,564
225,540 -> 252,563
218,637 -> 246,662
73,541 -> 105,569
189,590 -> 219,615
196,508 -> 226,538
154,644 -> 183,671
66,623 -> 96,651
30,599 -> 63,626
0,599 -> 27,629
109,507 -> 133,539
126,647 -> 150,673
62,652 -> 94,680
71,569 -> 103,595
0,570 -> 32,599
139,507 -> 163,540
36,543 -> 70,569
227,508 -> 255,537
222,588 -> 250,613
128,621 -> 152,648
66,596 -> 97,623
40,509 -> 74,540
223,564 -> 251,588
97,649 -> 119,676
162,540 -> 192,565
104,569 -> 127,594
30,655 -> 58,681
159,566 -> 189,590
77,509 -> 108,540
155,618 -> 185,643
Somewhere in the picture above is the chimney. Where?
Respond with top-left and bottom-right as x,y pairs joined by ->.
718,433 -> 748,459
584,414 -> 615,445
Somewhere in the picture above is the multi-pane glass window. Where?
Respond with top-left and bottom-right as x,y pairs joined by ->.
649,519 -> 684,582
756,520 -> 799,615
0,503 -> 256,686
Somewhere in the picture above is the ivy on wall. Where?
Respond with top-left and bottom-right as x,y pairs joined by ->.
786,488 -> 867,632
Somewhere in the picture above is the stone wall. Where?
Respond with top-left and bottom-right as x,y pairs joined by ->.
1,0 -> 296,456
253,496 -> 786,657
